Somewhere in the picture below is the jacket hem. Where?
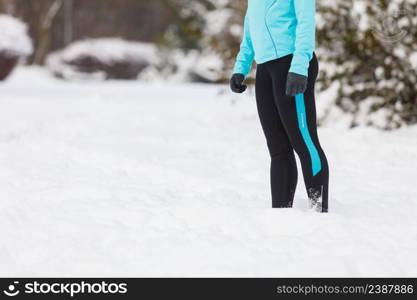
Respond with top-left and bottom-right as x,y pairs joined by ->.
255,51 -> 294,65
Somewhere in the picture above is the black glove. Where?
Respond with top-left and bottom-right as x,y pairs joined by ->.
286,72 -> 308,97
230,73 -> 247,93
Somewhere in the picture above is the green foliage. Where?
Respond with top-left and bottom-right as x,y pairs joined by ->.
317,0 -> 417,128
159,0 -> 216,50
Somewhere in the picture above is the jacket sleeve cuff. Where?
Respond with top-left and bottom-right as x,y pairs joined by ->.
289,52 -> 312,77
233,62 -> 251,77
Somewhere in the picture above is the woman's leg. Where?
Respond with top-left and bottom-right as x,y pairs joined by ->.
255,63 -> 298,208
268,54 -> 329,212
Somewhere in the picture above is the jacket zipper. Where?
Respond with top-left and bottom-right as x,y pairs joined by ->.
265,0 -> 279,57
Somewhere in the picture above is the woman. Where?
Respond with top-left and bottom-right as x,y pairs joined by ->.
230,0 -> 329,212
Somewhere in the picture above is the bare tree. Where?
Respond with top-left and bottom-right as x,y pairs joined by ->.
33,0 -> 63,65
9,0 -> 173,64
63,0 -> 73,46
0,0 -> 14,13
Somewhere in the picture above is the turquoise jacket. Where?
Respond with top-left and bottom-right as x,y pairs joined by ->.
233,0 -> 316,77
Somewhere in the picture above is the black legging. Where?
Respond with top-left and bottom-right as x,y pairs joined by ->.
255,54 -> 329,212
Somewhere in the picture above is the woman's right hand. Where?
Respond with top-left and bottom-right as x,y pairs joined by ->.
230,74 -> 247,93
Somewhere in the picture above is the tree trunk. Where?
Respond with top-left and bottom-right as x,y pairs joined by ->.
33,0 -> 63,65
0,0 -> 14,13
63,0 -> 73,46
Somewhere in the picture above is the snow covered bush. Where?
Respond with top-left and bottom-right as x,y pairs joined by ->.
0,14 -> 33,80
141,48 -> 224,83
46,38 -> 157,80
158,0 -> 237,82
201,1 -> 248,81
173,0 -> 252,82
317,0 -> 417,129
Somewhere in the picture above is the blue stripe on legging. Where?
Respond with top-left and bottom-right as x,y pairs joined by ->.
295,94 -> 322,176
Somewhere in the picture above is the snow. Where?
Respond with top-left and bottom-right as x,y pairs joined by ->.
410,52 -> 417,69
50,38 -> 157,64
46,38 -> 157,80
142,49 -> 224,83
1,67 -> 417,277
0,14 -> 33,57
204,8 -> 232,36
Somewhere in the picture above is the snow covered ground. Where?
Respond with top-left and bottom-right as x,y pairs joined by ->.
1,67 -> 417,277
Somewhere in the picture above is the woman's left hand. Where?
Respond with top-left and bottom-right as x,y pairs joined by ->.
286,72 -> 308,97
